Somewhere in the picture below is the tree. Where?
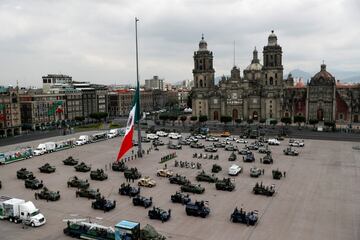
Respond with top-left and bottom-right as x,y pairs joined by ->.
309,119 -> 319,126
220,116 -> 232,125
235,119 -> 242,127
247,119 -> 254,125
281,117 -> 292,125
168,114 -> 178,126
270,119 -> 278,126
294,116 -> 306,124
324,121 -> 336,131
180,115 -> 187,128
89,112 -> 108,122
159,113 -> 169,126
199,115 -> 208,124
190,116 -> 198,122
259,119 -> 266,124
74,116 -> 85,122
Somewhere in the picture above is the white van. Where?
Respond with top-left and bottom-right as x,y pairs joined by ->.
75,135 -> 89,146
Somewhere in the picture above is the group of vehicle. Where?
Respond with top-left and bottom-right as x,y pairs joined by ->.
193,152 -> 219,160
174,160 -> 202,169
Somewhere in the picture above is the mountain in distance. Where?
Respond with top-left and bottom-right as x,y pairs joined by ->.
288,69 -> 360,83
288,69 -> 312,81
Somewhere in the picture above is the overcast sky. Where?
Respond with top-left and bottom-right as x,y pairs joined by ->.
0,0 -> 359,87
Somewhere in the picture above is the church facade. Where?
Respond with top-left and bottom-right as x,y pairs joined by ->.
191,31 -> 360,124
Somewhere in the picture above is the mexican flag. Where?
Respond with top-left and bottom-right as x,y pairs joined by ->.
116,83 -> 140,161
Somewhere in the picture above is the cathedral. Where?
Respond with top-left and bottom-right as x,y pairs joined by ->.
191,31 -> 360,124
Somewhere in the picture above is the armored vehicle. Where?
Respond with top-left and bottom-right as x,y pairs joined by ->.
204,146 -> 217,152
228,152 -> 237,161
247,144 -> 259,150
213,142 -> 225,148
238,148 -> 251,155
283,147 -> 299,156
16,168 -> 34,180
156,168 -> 173,177
67,176 -> 89,189
111,161 -> 128,172
272,169 -> 283,180
243,152 -> 255,162
124,168 -> 142,180
36,187 -> 60,201
91,197 -> 116,212
215,178 -> 235,191
253,182 -> 275,196
230,207 -> 258,226
74,162 -> 91,172
250,167 -> 262,178
90,169 -> 108,181
190,142 -> 204,149
225,145 -> 238,151
262,153 -> 274,164
119,183 -> 140,197
258,147 -> 271,154
169,174 -> 190,185
211,164 -> 222,173
185,201 -> 210,218
148,207 -> 171,222
168,143 -> 182,149
181,183 -> 205,194
76,188 -> 101,199
132,195 -> 152,208
63,156 -> 78,166
25,176 -> 43,190
39,163 -> 56,173
152,139 -> 164,146
179,139 -> 191,145
138,177 -> 156,188
195,171 -> 218,183
171,192 -> 191,205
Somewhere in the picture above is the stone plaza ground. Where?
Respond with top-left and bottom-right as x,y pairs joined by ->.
0,133 -> 359,240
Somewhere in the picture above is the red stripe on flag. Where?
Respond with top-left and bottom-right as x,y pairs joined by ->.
116,125 -> 134,161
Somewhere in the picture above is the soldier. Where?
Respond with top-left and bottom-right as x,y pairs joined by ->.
284,171 -> 286,178
105,164 -> 107,171
262,169 -> 265,175
34,192 -> 38,200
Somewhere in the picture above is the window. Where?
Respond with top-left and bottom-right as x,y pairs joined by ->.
275,73 -> 278,79
270,77 -> 274,85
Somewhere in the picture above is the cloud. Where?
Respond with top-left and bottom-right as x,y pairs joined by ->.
0,0 -> 359,87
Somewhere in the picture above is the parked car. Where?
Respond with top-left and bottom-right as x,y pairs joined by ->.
138,177 -> 156,188
132,195 -> 152,208
156,131 -> 168,137
204,146 -> 217,152
157,168 -> 173,178
236,139 -> 248,144
228,164 -> 242,176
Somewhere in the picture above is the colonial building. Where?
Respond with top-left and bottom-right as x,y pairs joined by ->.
0,86 -> 22,137
191,31 -> 360,124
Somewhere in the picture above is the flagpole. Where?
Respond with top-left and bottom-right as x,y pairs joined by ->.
135,17 -> 142,158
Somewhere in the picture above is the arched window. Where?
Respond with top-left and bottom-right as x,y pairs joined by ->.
275,73 -> 277,79
200,79 -> 203,87
270,77 -> 274,85
232,109 -> 238,120
213,111 -> 219,121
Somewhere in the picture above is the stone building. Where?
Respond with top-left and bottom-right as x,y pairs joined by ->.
0,86 -> 22,137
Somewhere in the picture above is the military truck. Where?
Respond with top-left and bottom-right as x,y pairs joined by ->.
211,164 -> 222,173
252,182 -> 275,196
185,201 -> 210,218
250,167 -> 262,178
171,192 -> 191,205
16,168 -> 34,180
39,163 -> 56,173
124,168 -> 142,180
74,162 -> 91,172
195,171 -> 218,183
169,174 -> 190,185
132,195 -> 152,208
90,169 -> 108,181
228,152 -> 237,161
35,187 -> 60,201
180,183 -> 205,194
243,152 -> 255,162
230,207 -> 258,226
148,207 -> 171,222
272,169 -> 283,180
76,188 -> 101,199
215,178 -> 235,191
283,147 -> 299,156
261,153 -> 273,164
111,161 -> 128,172
119,183 -> 140,197
25,176 -> 43,190
63,156 -> 78,166
67,176 -> 89,189
91,196 -> 116,212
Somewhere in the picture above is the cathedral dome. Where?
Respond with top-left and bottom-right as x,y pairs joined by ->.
198,34 -> 208,51
310,64 -> 335,85
245,47 -> 262,71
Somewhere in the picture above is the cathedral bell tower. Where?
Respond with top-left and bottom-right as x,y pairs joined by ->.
193,35 -> 215,89
262,30 -> 283,86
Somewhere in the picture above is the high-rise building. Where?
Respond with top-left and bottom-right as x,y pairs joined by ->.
145,76 -> 164,90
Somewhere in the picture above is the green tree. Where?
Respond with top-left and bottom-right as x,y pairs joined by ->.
159,113 -> 169,126
247,119 -> 254,125
235,119 -> 242,127
309,119 -> 319,126
190,116 -> 198,122
180,115 -> 187,128
270,119 -> 278,126
294,116 -> 306,124
89,112 -> 108,122
168,114 -> 179,126
220,116 -> 232,125
259,119 -> 266,124
74,116 -> 85,122
281,117 -> 292,125
199,115 -> 208,124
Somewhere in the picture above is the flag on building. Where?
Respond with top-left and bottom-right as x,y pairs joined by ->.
116,84 -> 140,161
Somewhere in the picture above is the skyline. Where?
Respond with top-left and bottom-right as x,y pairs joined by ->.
0,0 -> 359,87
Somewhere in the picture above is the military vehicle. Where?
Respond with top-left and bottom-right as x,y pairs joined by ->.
243,152 -> 255,162
224,144 -> 237,152
185,201 -> 210,218
138,177 -> 156,188
124,168 -> 142,180
132,195 -> 152,208
16,168 -> 34,180
179,139 -> 191,145
204,146 -> 217,152
39,163 -> 56,173
258,147 -> 271,154
25,176 -> 43,190
238,148 -> 251,155
35,187 -> 60,201
228,152 -> 237,161
111,161 -> 128,172
156,168 -> 173,177
119,183 -> 140,197
247,144 -> 259,150
190,142 -> 204,149
171,192 -> 191,205
168,142 -> 182,149
74,162 -> 91,172
262,153 -> 274,164
213,142 -> 225,148
272,169 -> 283,180
283,147 -> 299,156
215,178 -> 235,191
195,171 -> 218,183
91,197 -> 116,212
180,183 -> 205,194
250,167 -> 262,178
90,169 -> 108,181
211,164 -> 222,173
169,174 -> 190,185
253,182 -> 275,196
67,176 -> 90,189
76,188 -> 101,199
63,156 -> 78,166
230,207 -> 258,226
152,139 -> 164,146
148,207 -> 171,222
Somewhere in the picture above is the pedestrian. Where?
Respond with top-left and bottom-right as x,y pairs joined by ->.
109,163 -> 111,170
284,171 -> 286,178
34,192 -> 38,200
132,177 -> 134,183
105,164 -> 107,171
131,156 -> 133,160
262,169 -> 265,175
165,164 -> 167,169
132,150 -> 134,155
260,158 -> 262,164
